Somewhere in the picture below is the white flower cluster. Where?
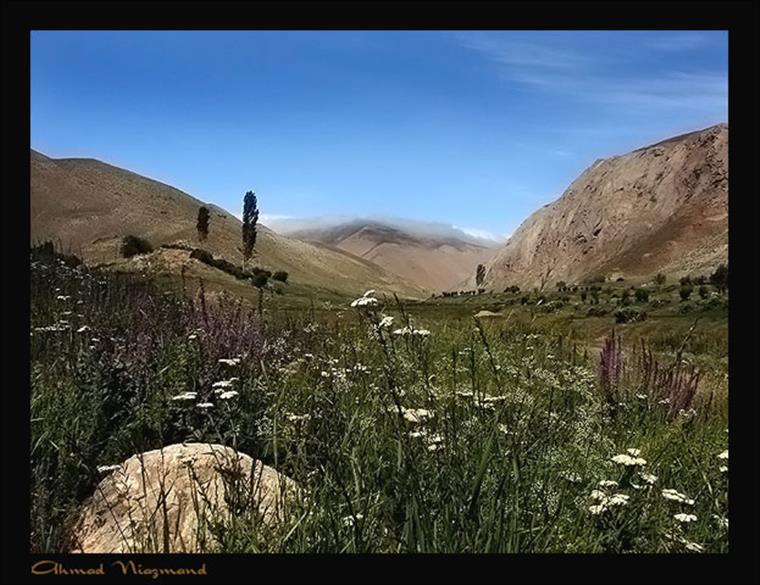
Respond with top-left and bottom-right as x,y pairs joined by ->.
218,357 -> 241,366
378,316 -> 394,329
172,391 -> 198,401
588,490 -> 630,516
350,290 -> 379,308
96,464 -> 121,473
400,407 -> 434,424
392,326 -> 431,337
611,449 -> 647,467
661,488 -> 695,506
674,513 -> 698,523
408,428 -> 444,451
285,413 -> 311,423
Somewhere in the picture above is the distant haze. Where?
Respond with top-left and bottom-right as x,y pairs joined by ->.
262,215 -> 507,248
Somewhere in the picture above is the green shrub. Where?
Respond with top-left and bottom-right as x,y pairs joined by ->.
679,284 -> 693,302
120,235 -> 153,258
252,273 -> 269,288
614,307 -> 647,323
189,248 -> 214,264
272,271 -> 289,283
634,288 -> 650,303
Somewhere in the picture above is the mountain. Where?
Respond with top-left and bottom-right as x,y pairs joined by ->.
286,219 -> 499,291
30,150 -> 426,298
480,124 -> 728,290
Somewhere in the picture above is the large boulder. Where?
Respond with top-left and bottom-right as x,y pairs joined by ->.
69,443 -> 298,553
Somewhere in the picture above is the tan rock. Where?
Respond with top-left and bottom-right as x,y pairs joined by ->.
474,310 -> 503,318
69,443 -> 298,553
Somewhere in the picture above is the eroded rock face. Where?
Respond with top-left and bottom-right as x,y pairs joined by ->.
482,124 -> 728,290
69,443 -> 298,553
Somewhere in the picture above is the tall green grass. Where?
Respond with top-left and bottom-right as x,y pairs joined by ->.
30,250 -> 728,553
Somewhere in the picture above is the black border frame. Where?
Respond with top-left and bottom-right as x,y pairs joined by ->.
3,1 -> 759,583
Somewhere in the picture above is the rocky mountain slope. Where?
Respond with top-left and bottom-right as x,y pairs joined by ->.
480,123 -> 728,290
289,220 -> 498,291
30,150 -> 426,298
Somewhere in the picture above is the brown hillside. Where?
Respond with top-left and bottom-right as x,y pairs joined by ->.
30,150 -> 426,298
290,221 -> 497,291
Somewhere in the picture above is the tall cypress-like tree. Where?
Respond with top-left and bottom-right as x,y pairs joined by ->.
196,206 -> 210,242
242,191 -> 259,270
475,263 -> 486,286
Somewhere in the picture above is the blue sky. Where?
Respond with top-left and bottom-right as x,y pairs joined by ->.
31,30 -> 727,240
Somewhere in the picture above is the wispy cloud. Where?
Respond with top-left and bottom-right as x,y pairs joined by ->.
457,33 -> 595,71
453,225 -> 504,243
457,32 -> 727,113
647,32 -> 714,52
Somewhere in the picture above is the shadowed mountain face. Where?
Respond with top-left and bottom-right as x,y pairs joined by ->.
29,150 -> 426,298
288,220 -> 499,291
480,124 -> 728,290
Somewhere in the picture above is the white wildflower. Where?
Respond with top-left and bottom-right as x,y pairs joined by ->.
171,391 -> 197,401
611,453 -> 647,467
350,296 -> 379,308
589,504 -> 606,516
393,326 -> 413,336
607,493 -> 629,507
626,448 -> 642,457
640,472 -> 658,485
97,464 -> 121,473
590,490 -> 607,501
342,513 -> 364,527
219,390 -> 239,400
661,488 -> 695,505
285,413 -> 311,423
719,465 -> 728,473
188,333 -> 198,340
413,328 -> 431,337
76,325 -> 90,333
674,513 -> 698,523
218,358 -> 241,366
712,514 -> 728,529
684,541 -> 704,553
196,402 -> 214,409
378,316 -> 394,328
635,393 -> 647,400
717,449 -> 728,460
400,407 -> 433,424
212,380 -> 235,390
363,289 -> 375,297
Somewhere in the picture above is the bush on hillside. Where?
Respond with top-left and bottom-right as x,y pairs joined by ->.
252,273 -> 269,288
120,235 -> 153,258
614,307 -> 647,324
272,271 -> 289,283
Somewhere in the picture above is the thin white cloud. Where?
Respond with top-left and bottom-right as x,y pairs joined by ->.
457,33 -> 595,71
648,32 -> 714,52
457,32 -> 727,113
453,226 -> 505,243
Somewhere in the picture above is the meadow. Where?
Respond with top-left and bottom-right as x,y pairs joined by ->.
30,247 -> 728,553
